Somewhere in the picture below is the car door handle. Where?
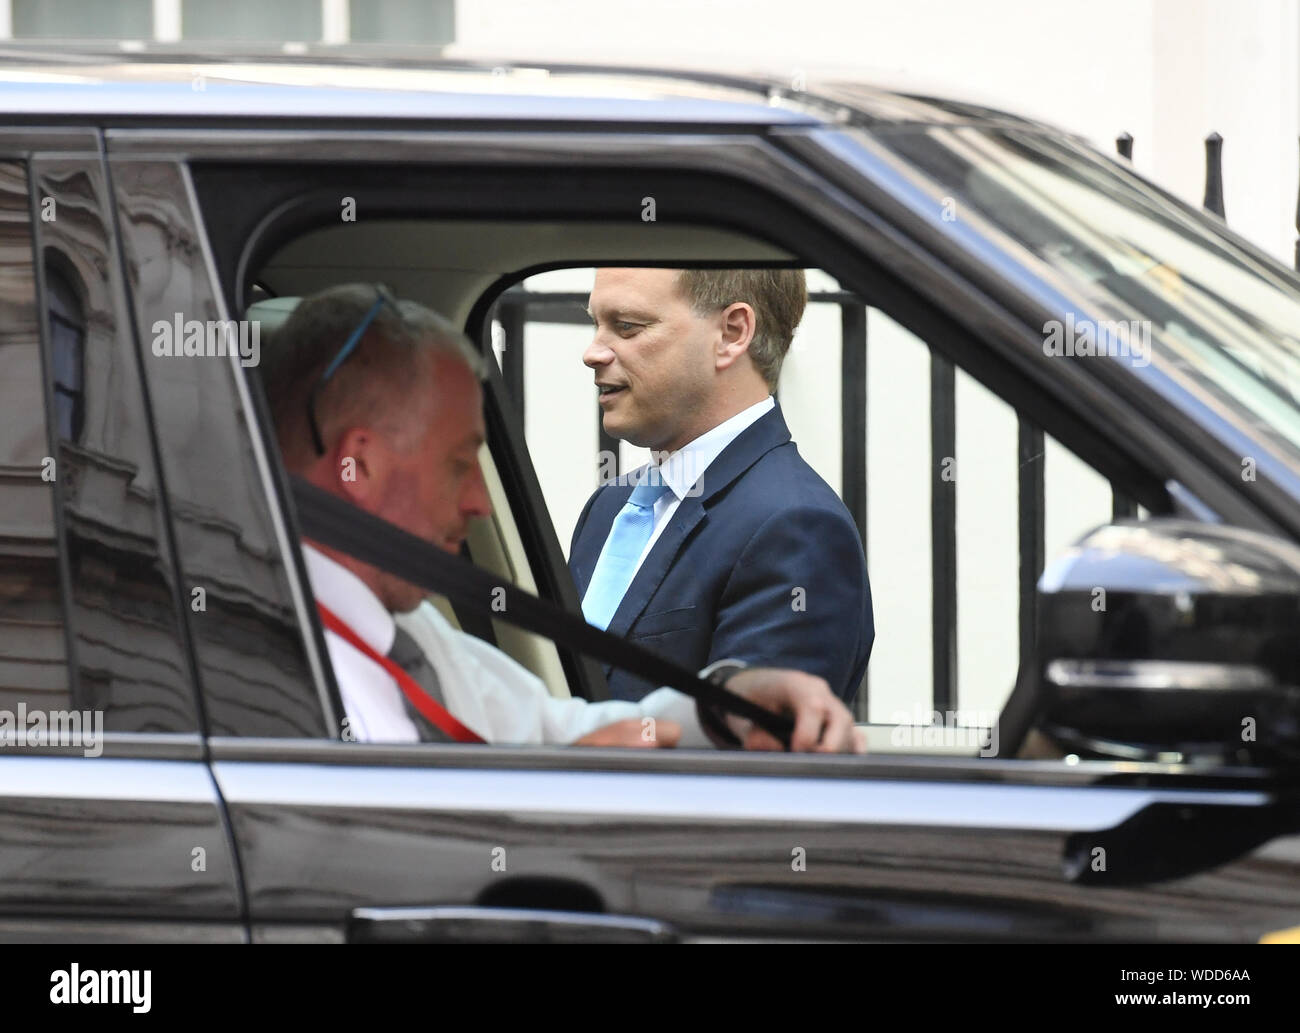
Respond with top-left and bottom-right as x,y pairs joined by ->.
347,906 -> 678,943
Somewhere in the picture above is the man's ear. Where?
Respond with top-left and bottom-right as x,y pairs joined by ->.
715,301 -> 756,372
331,425 -> 387,507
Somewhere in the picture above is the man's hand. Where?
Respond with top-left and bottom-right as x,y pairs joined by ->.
574,717 -> 682,748
722,668 -> 866,754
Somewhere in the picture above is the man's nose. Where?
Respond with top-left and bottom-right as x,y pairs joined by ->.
583,332 -> 614,369
464,461 -> 493,519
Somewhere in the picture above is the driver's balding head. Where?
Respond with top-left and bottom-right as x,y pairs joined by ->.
261,284 -> 492,611
261,283 -> 485,471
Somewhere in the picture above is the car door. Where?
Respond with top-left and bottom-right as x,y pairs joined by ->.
105,112 -> 1300,943
0,134 -> 244,943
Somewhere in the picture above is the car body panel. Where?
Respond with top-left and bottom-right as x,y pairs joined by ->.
209,748 -> 1300,942
0,756 -> 244,937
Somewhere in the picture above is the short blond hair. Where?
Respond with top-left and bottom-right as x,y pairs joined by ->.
674,269 -> 807,389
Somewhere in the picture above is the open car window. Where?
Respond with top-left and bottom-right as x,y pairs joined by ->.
490,265 -> 1157,755
180,149 -> 1198,764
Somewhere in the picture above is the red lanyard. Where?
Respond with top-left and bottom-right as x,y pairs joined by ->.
317,602 -> 485,744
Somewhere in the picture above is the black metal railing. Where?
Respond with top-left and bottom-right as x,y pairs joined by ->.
1118,129 -> 1300,259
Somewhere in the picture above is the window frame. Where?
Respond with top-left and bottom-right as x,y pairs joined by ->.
127,123 -> 1285,784
467,262 -> 1160,733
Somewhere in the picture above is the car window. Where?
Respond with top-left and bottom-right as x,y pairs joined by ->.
0,160 -> 73,732
848,125 -> 1300,473
178,148 -> 1169,763
494,266 -> 1156,751
27,156 -> 206,736
110,159 -> 331,739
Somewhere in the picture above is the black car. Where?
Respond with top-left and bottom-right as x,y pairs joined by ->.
2,47 -> 1300,944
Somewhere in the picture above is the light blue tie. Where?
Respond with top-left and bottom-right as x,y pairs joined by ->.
582,478 -> 672,630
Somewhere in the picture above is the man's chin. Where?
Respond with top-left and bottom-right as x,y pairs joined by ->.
604,418 -> 652,449
379,537 -> 463,613
377,569 -> 430,614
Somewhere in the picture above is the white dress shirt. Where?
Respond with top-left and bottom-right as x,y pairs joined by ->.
624,395 -> 774,579
303,543 -> 714,746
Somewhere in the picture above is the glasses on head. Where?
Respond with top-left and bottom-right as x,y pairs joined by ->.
307,285 -> 402,456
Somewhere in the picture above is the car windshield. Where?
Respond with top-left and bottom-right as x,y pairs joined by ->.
849,124 -> 1300,466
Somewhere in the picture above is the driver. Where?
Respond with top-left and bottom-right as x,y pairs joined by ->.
260,283 -> 866,753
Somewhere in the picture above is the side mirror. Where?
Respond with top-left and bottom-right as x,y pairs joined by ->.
1035,519 -> 1300,764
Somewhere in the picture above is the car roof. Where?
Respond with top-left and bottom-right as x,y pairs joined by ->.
0,44 -> 1055,131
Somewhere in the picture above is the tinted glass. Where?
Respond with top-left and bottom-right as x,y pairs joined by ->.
111,160 -> 327,737
0,161 -> 69,716
47,270 -> 85,441
31,157 -> 201,732
850,126 -> 1300,469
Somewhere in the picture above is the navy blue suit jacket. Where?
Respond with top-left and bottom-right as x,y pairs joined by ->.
569,404 -> 873,703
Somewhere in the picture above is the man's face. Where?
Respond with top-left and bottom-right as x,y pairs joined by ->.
369,355 -> 491,612
584,268 -> 719,453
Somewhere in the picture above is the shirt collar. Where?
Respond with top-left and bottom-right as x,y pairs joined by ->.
654,395 -> 775,500
302,542 -> 397,656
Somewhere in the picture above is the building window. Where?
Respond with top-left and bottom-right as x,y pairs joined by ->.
12,0 -> 152,38
350,0 -> 455,44
7,0 -> 457,44
180,0 -> 322,41
45,265 -> 85,444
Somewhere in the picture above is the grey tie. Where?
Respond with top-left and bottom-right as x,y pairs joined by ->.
387,625 -> 453,743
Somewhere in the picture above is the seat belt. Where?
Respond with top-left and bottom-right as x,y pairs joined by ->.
289,476 -> 794,747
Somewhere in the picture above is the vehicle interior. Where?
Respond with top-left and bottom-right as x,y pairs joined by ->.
222,196 -> 1173,759
245,219 -> 799,706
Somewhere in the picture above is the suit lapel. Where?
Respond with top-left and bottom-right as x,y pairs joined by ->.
602,404 -> 794,646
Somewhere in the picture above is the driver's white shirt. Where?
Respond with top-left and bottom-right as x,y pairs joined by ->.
303,544 -> 712,746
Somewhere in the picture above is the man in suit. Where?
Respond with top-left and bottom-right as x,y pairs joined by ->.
571,268 -> 874,703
